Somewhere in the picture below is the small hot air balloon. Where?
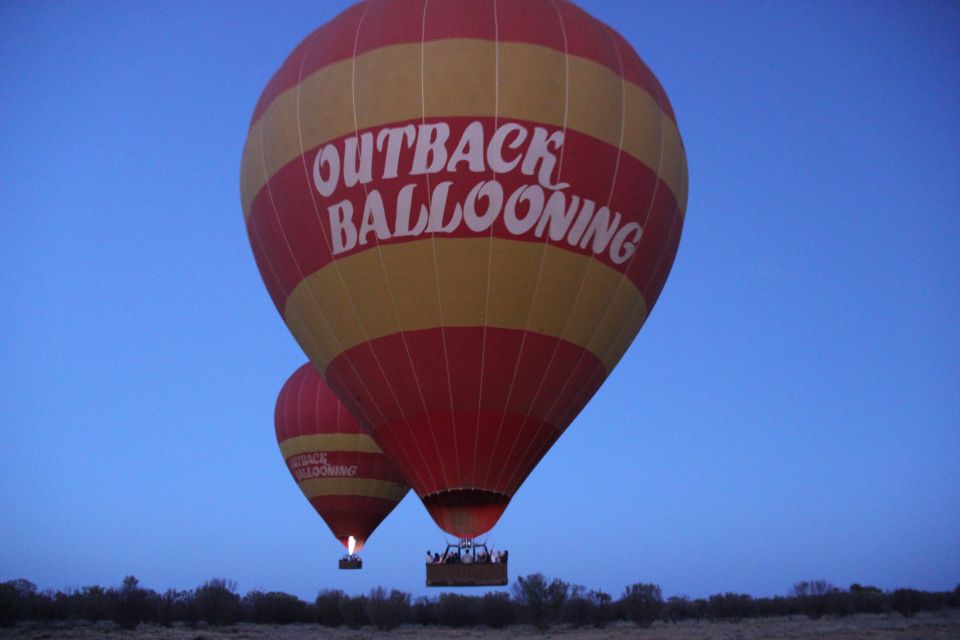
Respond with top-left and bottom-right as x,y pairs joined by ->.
275,363 -> 409,567
244,0 -> 687,541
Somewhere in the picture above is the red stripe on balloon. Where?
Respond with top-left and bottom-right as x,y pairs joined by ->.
275,364 -> 369,441
250,0 -> 675,129
641,203 -> 685,311
279,450 -> 405,483
308,495 -> 401,546
246,117 -> 679,312
324,326 -> 606,501
250,2 -> 367,128
275,363 -> 408,546
245,208 -> 289,318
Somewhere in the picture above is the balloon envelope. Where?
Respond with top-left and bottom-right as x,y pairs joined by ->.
245,0 -> 687,538
275,363 -> 409,552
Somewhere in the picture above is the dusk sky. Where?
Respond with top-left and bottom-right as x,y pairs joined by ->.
2,0 -> 958,601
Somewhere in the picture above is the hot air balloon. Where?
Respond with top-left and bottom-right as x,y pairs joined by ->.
244,0 -> 687,544
275,363 -> 409,568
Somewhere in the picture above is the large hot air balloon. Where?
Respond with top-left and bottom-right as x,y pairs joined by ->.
244,0 -> 687,540
275,363 -> 409,563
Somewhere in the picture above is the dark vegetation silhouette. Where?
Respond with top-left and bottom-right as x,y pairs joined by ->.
337,593 -> 367,629
436,592 -> 478,627
512,572 -> 569,629
706,592 -> 757,622
621,582 -> 663,627
194,578 -> 241,626
365,587 -> 410,631
479,591 -> 516,628
562,585 -> 612,628
1,575 -> 957,631
113,576 -> 150,630
791,579 -> 835,619
890,588 -> 924,618
313,588 -> 344,626
245,589 -> 310,624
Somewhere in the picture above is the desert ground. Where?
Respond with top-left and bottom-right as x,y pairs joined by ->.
2,611 -> 960,640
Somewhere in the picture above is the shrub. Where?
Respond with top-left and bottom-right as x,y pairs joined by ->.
827,589 -> 854,617
315,589 -> 345,627
34,589 -> 58,620
182,590 -> 201,628
707,592 -> 754,622
891,589 -> 923,618
365,587 -> 410,631
410,596 -> 434,625
78,586 -> 112,622
195,578 -> 240,626
589,590 -> 613,628
338,594 -> 367,629
563,585 -> 612,628
51,589 -> 77,621
0,586 -> 14,628
849,584 -> 885,614
666,595 -> 691,623
621,582 -> 663,628
563,589 -> 593,628
244,590 -> 310,624
791,580 -> 835,620
0,580 -> 39,626
113,575 -> 150,630
479,592 -> 515,629
436,593 -> 477,627
512,573 -> 568,630
156,589 -> 190,628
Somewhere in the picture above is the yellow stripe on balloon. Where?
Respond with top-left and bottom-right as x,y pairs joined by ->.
298,477 -> 409,501
279,433 -> 383,459
241,39 -> 687,219
282,238 -> 648,374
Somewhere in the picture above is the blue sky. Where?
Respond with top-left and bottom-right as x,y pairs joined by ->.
2,0 -> 958,600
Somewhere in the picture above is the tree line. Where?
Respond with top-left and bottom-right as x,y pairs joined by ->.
1,575 -> 958,631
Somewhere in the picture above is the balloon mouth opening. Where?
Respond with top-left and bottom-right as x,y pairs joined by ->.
339,536 -> 364,555
422,489 -> 510,539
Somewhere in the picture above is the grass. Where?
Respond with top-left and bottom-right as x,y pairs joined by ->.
1,611 -> 959,639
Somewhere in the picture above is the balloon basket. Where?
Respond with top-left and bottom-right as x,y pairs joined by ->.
426,540 -> 508,587
339,557 -> 362,570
